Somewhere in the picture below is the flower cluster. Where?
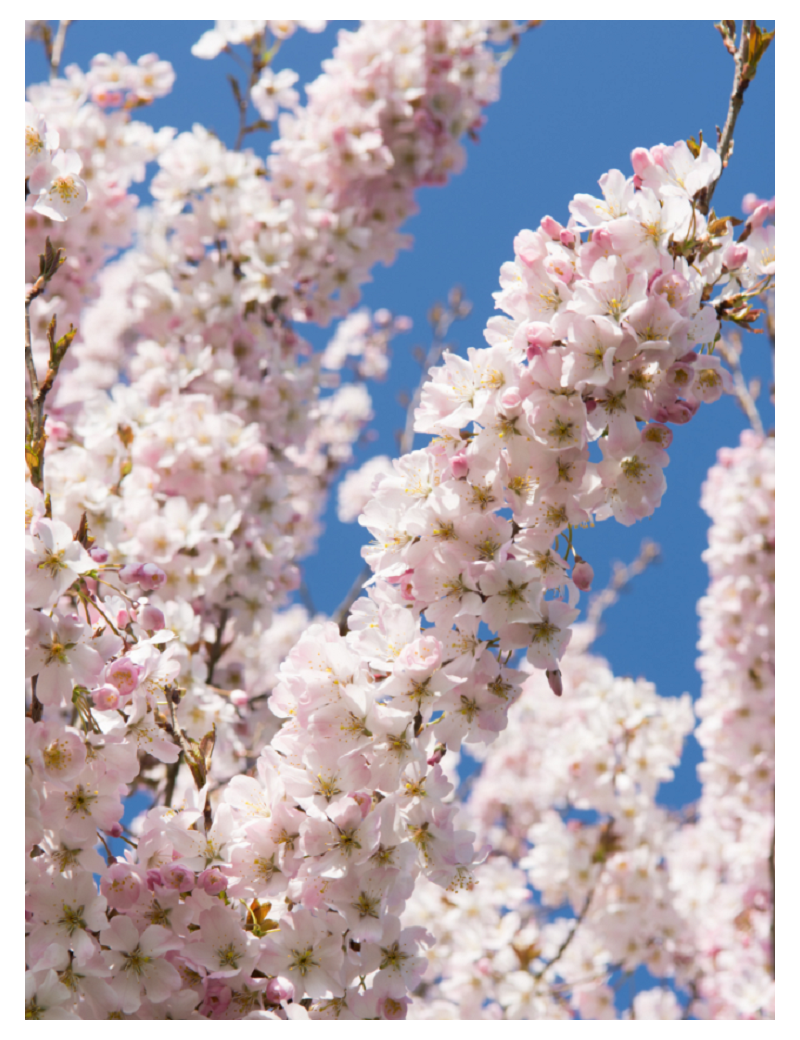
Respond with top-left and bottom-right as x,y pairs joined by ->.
25,21 -> 532,1020
26,101 -> 88,222
666,430 -> 775,1018
402,628 -> 694,1019
360,140 -> 774,697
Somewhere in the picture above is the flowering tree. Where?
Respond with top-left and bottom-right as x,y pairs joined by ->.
25,20 -> 774,1020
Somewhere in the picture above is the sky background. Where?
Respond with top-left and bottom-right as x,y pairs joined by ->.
26,19 -> 776,813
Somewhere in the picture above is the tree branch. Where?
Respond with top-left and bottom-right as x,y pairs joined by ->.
702,20 -> 773,215
533,882 -> 596,981
50,20 -> 72,80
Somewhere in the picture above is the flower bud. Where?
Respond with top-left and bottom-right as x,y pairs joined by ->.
546,668 -> 563,697
105,657 -> 142,697
572,558 -> 594,592
91,684 -> 120,711
146,868 -> 165,891
89,545 -> 109,564
162,863 -> 195,891
450,452 -> 469,479
230,688 -> 249,709
101,863 -> 140,909
722,242 -> 749,270
139,604 -> 166,631
197,867 -> 228,895
265,978 -> 294,1005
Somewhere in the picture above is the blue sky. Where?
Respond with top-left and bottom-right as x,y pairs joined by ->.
26,20 -> 775,812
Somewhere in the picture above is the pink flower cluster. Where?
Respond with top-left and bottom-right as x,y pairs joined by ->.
25,101 -> 88,222
667,430 -> 775,1018
26,21 -> 530,1020
264,20 -> 515,324
360,140 -> 775,695
33,20 -> 524,791
402,630 -> 694,1019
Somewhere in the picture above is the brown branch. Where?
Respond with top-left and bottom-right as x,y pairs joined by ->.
50,20 -> 72,79
702,20 -> 772,215
205,607 -> 231,683
533,882 -> 596,981
333,563 -> 372,637
28,675 -> 43,724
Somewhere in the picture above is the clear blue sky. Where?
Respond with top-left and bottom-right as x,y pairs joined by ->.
26,21 -> 775,809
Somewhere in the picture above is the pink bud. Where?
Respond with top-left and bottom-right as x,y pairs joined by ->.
101,863 -> 141,909
118,563 -> 144,585
572,559 -> 594,592
230,688 -> 249,709
540,215 -> 563,239
146,868 -> 165,891
105,657 -> 142,697
139,604 -> 165,631
162,863 -> 195,891
200,979 -> 232,1018
526,322 -> 556,352
398,636 -> 442,676
742,192 -> 761,214
450,452 -> 469,479
139,563 -> 167,590
630,147 -> 652,178
265,978 -> 294,1004
546,668 -> 563,697
722,242 -> 749,270
197,868 -> 227,896
89,545 -> 109,564
500,387 -> 522,410
107,822 -> 123,839
91,684 -> 120,711
663,399 -> 699,425
374,308 -> 392,326
559,229 -> 575,247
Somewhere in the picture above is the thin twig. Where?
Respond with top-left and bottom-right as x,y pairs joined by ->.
333,563 -> 372,636
715,332 -> 764,436
96,830 -> 115,866
50,20 -> 72,80
586,540 -> 661,634
29,675 -> 43,724
702,20 -> 756,215
533,882 -> 596,980
399,293 -> 470,456
205,607 -> 230,683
